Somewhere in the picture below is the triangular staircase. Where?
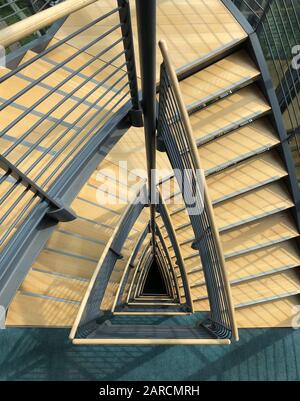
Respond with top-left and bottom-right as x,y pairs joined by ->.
0,0 -> 300,344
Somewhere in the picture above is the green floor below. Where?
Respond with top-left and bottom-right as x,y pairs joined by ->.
0,328 -> 299,380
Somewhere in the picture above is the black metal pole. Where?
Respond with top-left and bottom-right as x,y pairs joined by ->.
135,0 -> 157,251
118,0 -> 143,127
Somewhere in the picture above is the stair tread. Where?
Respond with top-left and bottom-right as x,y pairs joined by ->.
45,229 -> 105,261
188,240 -> 300,285
236,295 -> 300,328
180,50 -> 260,107
6,293 -> 79,327
19,269 -> 88,302
101,269 -> 127,311
173,211 -> 299,263
233,269 -> 300,306
190,86 -> 271,143
170,181 -> 293,234
213,181 -> 294,231
71,198 -> 125,226
162,151 -> 288,217
46,38 -> 126,75
34,248 -> 98,280
54,0 -> 247,76
207,151 -> 288,203
19,50 -> 125,107
58,218 -> 112,244
194,269 -> 300,309
198,118 -> 280,173
222,211 -> 300,257
0,69 -> 93,125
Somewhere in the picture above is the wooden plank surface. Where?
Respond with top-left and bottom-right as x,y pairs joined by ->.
190,86 -> 271,143
6,293 -> 79,327
180,50 -> 260,106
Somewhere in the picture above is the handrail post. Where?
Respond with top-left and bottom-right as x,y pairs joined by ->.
118,0 -> 143,127
135,0 -> 157,251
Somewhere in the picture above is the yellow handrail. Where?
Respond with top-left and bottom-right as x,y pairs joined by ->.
0,0 -> 98,48
158,39 -> 239,341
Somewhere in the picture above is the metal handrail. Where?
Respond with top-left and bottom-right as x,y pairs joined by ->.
158,39 -> 238,340
126,236 -> 151,303
156,224 -> 181,302
0,0 -> 141,309
69,183 -> 147,340
0,0 -> 98,47
158,191 -> 194,312
0,9 -> 130,248
111,223 -> 150,312
231,0 -> 300,180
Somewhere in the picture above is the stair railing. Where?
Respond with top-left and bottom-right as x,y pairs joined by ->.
0,0 -> 65,56
30,0 -> 63,13
157,191 -> 194,313
0,0 -> 142,308
111,223 -> 150,312
230,0 -> 300,180
126,238 -> 152,303
69,183 -> 147,340
157,39 -> 239,341
156,224 -> 181,302
0,0 -> 32,27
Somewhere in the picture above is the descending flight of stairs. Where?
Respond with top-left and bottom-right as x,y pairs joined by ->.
2,0 -> 300,335
159,48 -> 300,327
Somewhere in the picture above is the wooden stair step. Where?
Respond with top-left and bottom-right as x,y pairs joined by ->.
164,150 -> 287,210
226,240 -> 300,282
58,218 -> 112,244
213,181 -> 294,231
71,198 -> 125,226
46,38 -> 126,77
190,86 -> 271,144
173,211 -> 300,264
19,270 -> 88,302
101,269 -> 126,311
222,211 -> 300,258
198,118 -> 280,174
233,269 -> 300,307
180,50 -> 260,108
45,229 -> 105,261
34,248 -> 98,280
6,293 -> 79,327
235,295 -> 300,328
77,183 -> 128,211
207,151 -> 288,203
53,0 -> 247,77
19,50 -> 127,106
194,269 -> 300,310
0,70 -> 93,126
187,239 -> 300,286
169,180 -> 294,235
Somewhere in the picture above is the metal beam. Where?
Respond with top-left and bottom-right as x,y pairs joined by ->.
135,0 -> 157,249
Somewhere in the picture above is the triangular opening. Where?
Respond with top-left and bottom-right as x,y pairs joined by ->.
142,258 -> 168,295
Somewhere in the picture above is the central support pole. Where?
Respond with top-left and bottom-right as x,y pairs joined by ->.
135,0 -> 157,252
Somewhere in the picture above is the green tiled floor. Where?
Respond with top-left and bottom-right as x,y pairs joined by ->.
0,328 -> 299,380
